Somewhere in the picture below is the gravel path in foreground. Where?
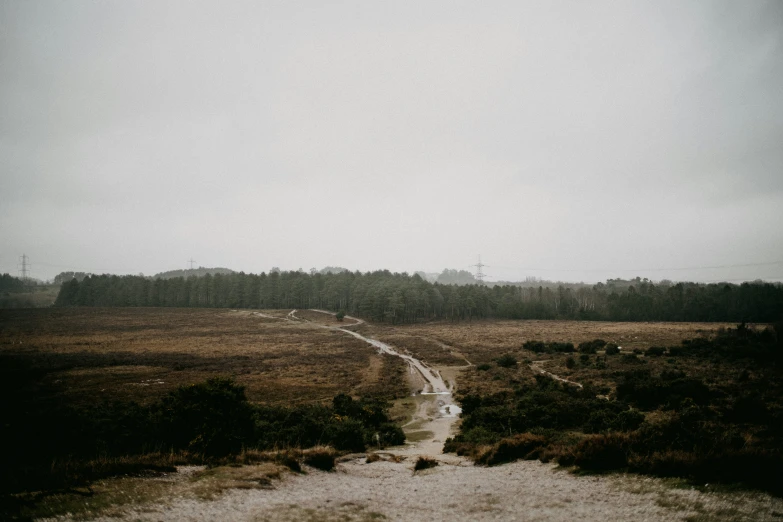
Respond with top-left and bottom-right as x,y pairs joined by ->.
86,457 -> 783,522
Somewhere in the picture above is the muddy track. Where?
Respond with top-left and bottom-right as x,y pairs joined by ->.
252,309 -> 463,456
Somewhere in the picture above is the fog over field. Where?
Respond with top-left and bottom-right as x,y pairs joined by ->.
1,1 -> 782,283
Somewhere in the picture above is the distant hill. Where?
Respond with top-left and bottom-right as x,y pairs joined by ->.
153,267 -> 235,279
415,271 -> 439,283
436,269 -> 478,285
319,266 -> 349,275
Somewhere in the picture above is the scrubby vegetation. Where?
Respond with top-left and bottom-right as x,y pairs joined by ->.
0,373 -> 403,498
446,323 -> 783,495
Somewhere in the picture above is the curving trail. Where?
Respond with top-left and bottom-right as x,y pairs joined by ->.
248,308 -> 463,455
289,309 -> 462,420
529,359 -> 584,389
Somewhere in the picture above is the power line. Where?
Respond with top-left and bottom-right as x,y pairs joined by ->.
18,254 -> 29,281
470,255 -> 486,283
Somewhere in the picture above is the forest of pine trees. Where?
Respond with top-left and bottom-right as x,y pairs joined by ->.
53,270 -> 783,323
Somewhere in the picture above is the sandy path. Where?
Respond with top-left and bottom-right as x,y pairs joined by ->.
290,309 -> 463,453
530,359 -> 584,389
83,458 -> 783,522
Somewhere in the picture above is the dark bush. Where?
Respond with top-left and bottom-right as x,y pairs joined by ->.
523,341 -> 547,353
496,354 -> 518,368
335,310 -> 345,321
578,339 -> 606,354
572,433 -> 631,470
646,346 -> 666,357
156,377 -> 255,457
565,357 -> 576,369
477,363 -> 492,371
605,343 -> 620,355
616,371 -> 712,409
376,423 -> 406,447
550,342 -> 575,353
326,418 -> 367,451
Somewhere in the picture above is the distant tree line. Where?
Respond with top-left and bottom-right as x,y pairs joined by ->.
53,270 -> 783,323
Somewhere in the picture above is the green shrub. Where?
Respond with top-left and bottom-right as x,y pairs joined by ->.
477,363 -> 492,371
156,377 -> 255,457
496,354 -> 518,368
550,342 -> 575,353
523,341 -> 547,353
336,310 -> 345,321
578,339 -> 606,354
565,357 -> 576,369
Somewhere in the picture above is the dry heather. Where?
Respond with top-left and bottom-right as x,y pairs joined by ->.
370,319 -> 742,396
0,308 -> 407,405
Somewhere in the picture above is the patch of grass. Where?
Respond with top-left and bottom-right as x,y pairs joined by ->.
303,447 -> 337,471
365,453 -> 382,463
413,457 -> 438,472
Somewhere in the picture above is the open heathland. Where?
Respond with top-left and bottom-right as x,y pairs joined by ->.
0,307 -> 407,516
0,307 -> 406,406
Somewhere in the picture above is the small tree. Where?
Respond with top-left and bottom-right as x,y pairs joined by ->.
336,310 -> 345,321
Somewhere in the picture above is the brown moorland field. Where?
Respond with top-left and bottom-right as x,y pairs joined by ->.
0,309 -> 746,406
367,319 -> 744,396
0,308 -> 407,406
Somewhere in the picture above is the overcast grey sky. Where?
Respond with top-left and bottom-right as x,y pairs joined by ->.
1,1 -> 782,283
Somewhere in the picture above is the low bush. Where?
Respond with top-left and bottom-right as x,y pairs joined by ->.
496,354 -> 518,368
578,339 -> 606,354
523,341 -> 575,354
475,433 -> 548,466
572,433 -> 632,470
523,340 -> 547,353
604,343 -> 620,355
477,363 -> 492,371
413,456 -> 438,472
1,375 -> 402,495
303,447 -> 336,471
646,346 -> 666,357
